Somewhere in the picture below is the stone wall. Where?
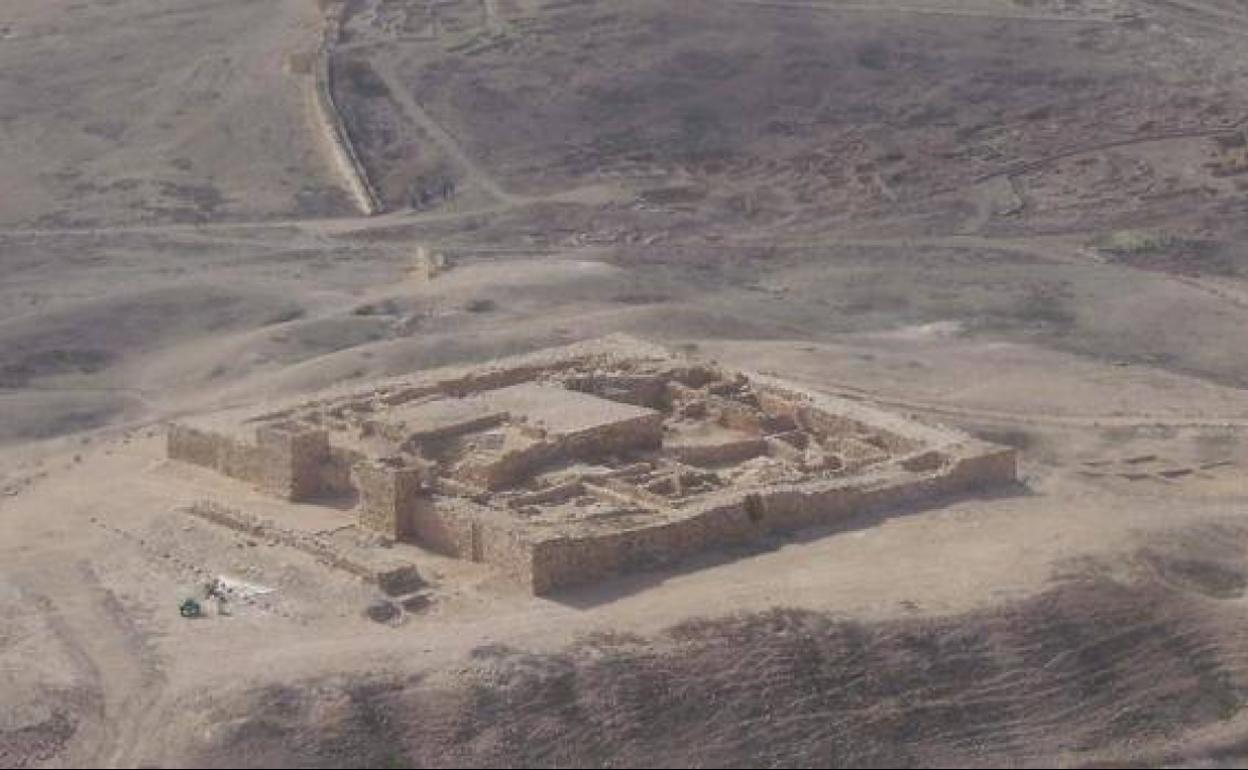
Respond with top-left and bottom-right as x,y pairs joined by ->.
256,423 -> 330,500
407,501 -> 477,559
167,336 -> 1020,596
521,443 -> 1017,594
668,435 -> 767,467
944,444 -> 1019,490
560,411 -> 665,459
354,460 -> 431,539
565,373 -> 671,409
322,445 -> 366,497
455,436 -> 561,491
455,412 -> 664,491
167,422 -> 332,501
475,517 -> 540,588
527,502 -> 755,594
306,1 -> 382,215
168,423 -> 266,488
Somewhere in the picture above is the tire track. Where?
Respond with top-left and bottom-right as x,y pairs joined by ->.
12,561 -> 165,768
973,116 -> 1248,184
709,0 -> 1123,24
180,578 -> 1248,767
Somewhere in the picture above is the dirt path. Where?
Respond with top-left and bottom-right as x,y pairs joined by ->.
717,230 -> 1248,317
806,377 -> 1248,430
4,217 -> 1246,321
974,116 -> 1248,184
369,56 -> 517,205
711,0 -> 1123,23
10,558 -> 165,768
1150,0 -> 1248,31
0,203 -> 508,241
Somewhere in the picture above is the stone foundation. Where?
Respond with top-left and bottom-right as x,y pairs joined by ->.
166,336 -> 1018,594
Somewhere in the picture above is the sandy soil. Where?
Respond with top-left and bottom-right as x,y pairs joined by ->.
3,0 -> 1248,767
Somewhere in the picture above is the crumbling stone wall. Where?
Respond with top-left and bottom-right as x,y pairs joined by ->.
454,412 -> 664,490
565,373 -> 671,409
668,436 -> 768,467
168,422 -> 332,501
559,411 -> 665,459
322,445 -> 366,497
168,424 -> 266,489
522,443 -> 1017,594
407,502 -> 476,557
354,459 -> 430,539
255,423 -> 330,500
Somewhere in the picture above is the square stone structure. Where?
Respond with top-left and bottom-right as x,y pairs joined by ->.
167,336 -> 1017,594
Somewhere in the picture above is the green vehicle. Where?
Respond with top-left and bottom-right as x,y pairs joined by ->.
178,598 -> 202,619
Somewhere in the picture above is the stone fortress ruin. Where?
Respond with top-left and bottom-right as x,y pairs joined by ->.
168,337 -> 1017,594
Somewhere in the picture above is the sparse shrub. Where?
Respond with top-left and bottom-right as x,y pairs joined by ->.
1213,130 -> 1247,151
677,104 -> 730,163
611,292 -> 670,305
339,59 -> 390,99
971,427 -> 1035,450
264,306 -> 306,325
856,42 -> 890,71
408,169 -> 456,209
353,300 -> 400,317
1096,229 -> 1182,256
463,298 -> 497,313
1013,284 -> 1075,331
1094,230 -> 1233,277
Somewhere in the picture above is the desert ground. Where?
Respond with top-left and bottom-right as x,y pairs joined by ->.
3,0 -> 1248,766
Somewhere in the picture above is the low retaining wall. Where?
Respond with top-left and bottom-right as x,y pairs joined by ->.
185,501 -> 423,595
306,2 -> 382,215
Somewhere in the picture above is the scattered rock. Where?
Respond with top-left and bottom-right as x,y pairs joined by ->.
364,599 -> 400,624
378,565 -> 424,597
400,592 -> 433,613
